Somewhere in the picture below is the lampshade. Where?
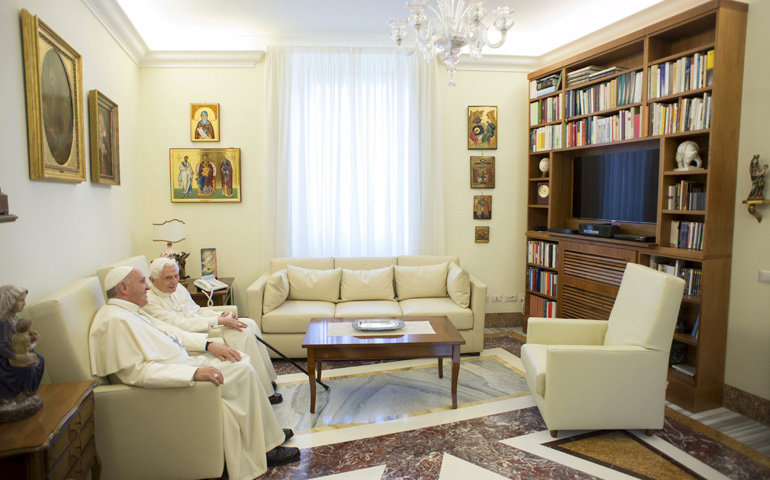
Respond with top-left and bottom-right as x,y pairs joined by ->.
152,219 -> 186,258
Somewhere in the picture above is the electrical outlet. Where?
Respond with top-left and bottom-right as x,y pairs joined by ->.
490,295 -> 503,302
759,270 -> 770,284
502,294 -> 516,302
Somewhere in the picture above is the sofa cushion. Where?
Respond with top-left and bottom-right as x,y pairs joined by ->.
447,262 -> 470,308
398,297 -> 474,330
263,269 -> 289,313
394,263 -> 448,300
520,343 -> 548,396
340,266 -> 394,302
261,300 -> 336,334
335,300 -> 402,318
287,265 -> 342,302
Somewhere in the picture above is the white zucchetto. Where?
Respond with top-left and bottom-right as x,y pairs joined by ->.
104,266 -> 134,291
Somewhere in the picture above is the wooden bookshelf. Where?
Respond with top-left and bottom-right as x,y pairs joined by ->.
523,0 -> 748,412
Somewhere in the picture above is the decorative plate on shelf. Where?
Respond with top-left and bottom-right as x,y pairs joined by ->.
352,319 -> 405,331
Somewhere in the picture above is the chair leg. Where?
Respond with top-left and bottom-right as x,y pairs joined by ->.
644,429 -> 654,436
550,430 -> 558,438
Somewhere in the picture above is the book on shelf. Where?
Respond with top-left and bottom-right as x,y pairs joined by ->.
527,240 -> 558,269
533,72 -> 562,98
564,71 -> 642,118
671,363 -> 696,377
528,294 -> 557,318
564,106 -> 641,147
646,93 -> 712,135
668,181 -> 706,210
527,267 -> 558,297
588,66 -> 627,81
529,124 -> 563,152
649,49 -> 715,99
530,94 -> 562,126
691,314 -> 700,339
670,220 -> 704,250
566,65 -> 604,87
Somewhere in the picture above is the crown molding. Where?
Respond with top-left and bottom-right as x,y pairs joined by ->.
455,55 -> 540,73
81,0 -> 148,65
141,51 -> 265,68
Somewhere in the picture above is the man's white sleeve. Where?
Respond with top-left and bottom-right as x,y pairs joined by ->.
114,360 -> 197,388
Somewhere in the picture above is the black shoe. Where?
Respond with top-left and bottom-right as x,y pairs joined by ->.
283,428 -> 294,442
266,446 -> 300,466
269,393 -> 283,405
272,381 -> 278,391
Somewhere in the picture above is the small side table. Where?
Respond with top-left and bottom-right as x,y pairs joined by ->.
0,380 -> 100,480
183,277 -> 234,308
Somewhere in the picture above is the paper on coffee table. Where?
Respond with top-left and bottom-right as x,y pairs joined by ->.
327,320 -> 435,337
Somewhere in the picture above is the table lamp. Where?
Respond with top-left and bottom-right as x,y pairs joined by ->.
152,219 -> 186,258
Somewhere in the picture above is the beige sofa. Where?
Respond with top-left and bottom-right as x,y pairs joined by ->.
247,256 -> 487,358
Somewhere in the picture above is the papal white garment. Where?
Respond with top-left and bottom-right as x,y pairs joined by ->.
143,284 -> 277,393
89,299 -> 284,480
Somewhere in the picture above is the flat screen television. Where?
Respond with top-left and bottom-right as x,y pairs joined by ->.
572,149 -> 659,224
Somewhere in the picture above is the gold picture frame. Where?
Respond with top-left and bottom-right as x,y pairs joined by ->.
468,106 -> 497,150
170,148 -> 241,203
470,156 -> 495,188
88,90 -> 120,185
473,195 -> 492,220
191,103 -> 220,142
20,9 -> 86,183
475,226 -> 490,243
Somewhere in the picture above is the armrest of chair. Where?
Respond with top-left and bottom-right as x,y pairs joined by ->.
469,274 -> 487,327
93,382 -> 224,479
246,273 -> 270,328
212,305 -> 238,315
527,318 -> 608,345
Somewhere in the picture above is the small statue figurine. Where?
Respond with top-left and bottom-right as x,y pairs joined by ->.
174,251 -> 191,280
0,285 -> 45,423
748,154 -> 768,200
675,141 -> 703,170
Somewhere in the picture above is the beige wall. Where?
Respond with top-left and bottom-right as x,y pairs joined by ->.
2,0 -> 766,402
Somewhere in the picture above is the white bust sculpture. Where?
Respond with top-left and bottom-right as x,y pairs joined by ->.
675,141 -> 703,171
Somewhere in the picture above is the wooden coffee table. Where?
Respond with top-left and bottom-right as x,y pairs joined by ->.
302,316 -> 466,413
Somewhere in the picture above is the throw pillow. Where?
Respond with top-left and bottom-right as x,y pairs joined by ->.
287,265 -> 342,302
263,269 -> 289,313
447,262 -> 471,308
394,262 -> 448,300
340,266 -> 395,302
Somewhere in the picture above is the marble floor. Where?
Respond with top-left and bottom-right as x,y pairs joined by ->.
263,332 -> 770,479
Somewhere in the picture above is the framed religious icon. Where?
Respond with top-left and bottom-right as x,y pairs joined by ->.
191,103 -> 220,142
201,248 -> 218,277
473,195 -> 492,220
169,148 -> 241,203
468,106 -> 497,150
20,9 -> 86,183
88,90 -> 120,185
475,226 -> 489,243
470,156 -> 495,188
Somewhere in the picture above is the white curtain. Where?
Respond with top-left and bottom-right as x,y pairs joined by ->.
265,46 -> 444,258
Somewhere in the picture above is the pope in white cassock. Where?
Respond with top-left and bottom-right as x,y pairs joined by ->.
143,257 -> 282,404
89,266 -> 300,479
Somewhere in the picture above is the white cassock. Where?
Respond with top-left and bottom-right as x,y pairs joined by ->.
143,284 -> 278,394
89,299 -> 285,480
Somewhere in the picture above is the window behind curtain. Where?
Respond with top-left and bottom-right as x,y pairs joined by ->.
266,47 -> 443,257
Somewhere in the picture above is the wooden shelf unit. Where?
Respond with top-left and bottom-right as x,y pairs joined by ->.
523,0 -> 748,412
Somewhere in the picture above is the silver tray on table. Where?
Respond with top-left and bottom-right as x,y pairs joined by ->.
351,318 -> 405,331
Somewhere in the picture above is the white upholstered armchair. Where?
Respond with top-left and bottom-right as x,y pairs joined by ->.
520,263 -> 685,437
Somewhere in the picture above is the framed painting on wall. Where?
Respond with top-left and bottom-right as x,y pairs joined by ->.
20,9 -> 86,183
169,148 -> 241,203
468,106 -> 497,150
473,195 -> 492,220
475,226 -> 489,243
88,89 -> 120,185
470,156 -> 495,188
191,103 -> 220,142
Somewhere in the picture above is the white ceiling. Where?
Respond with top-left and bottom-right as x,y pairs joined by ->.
82,0 -> 709,69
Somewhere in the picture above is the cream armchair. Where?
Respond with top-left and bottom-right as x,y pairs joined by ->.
520,263 -> 685,437
28,277 -> 225,480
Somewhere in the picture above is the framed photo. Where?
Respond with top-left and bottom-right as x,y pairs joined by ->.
201,248 -> 218,277
169,148 -> 241,203
470,156 -> 495,188
191,103 -> 220,142
473,195 -> 492,220
475,226 -> 490,243
468,106 -> 497,150
20,9 -> 86,183
88,90 -> 120,185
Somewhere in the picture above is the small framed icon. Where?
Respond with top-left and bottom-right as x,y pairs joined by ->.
475,226 -> 489,243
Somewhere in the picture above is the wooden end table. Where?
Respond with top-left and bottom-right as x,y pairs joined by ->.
302,316 -> 466,413
183,277 -> 234,308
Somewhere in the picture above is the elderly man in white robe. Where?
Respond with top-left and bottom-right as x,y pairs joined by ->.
143,257 -> 282,404
89,266 -> 300,479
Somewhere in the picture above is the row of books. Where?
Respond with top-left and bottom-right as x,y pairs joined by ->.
649,257 -> 702,297
565,107 -> 642,148
671,363 -> 696,377
529,124 -> 563,152
529,295 -> 557,318
647,93 -> 712,136
529,94 -> 562,126
527,267 -> 558,297
648,50 -> 714,99
565,71 -> 643,118
670,220 -> 704,250
667,181 -> 706,210
526,240 -> 558,269
529,72 -> 563,98
566,65 -> 626,87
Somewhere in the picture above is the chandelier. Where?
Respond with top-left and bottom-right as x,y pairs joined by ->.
388,0 -> 514,86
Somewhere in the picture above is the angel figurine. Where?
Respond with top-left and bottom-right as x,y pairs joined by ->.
748,154 -> 768,200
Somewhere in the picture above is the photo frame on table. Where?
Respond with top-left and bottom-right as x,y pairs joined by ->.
20,9 -> 86,183
169,148 -> 241,203
473,195 -> 492,220
201,248 -> 218,277
191,103 -> 220,142
475,226 -> 490,243
88,89 -> 120,185
470,156 -> 495,188
468,106 -> 497,150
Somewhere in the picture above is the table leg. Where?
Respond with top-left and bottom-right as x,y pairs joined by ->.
308,348 -> 317,413
451,345 -> 460,409
437,357 -> 443,378
317,359 -> 323,381
92,453 -> 102,480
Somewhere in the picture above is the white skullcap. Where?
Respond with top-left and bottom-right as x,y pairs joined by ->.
104,266 -> 134,291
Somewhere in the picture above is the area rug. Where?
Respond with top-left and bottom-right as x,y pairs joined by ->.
263,333 -> 770,479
